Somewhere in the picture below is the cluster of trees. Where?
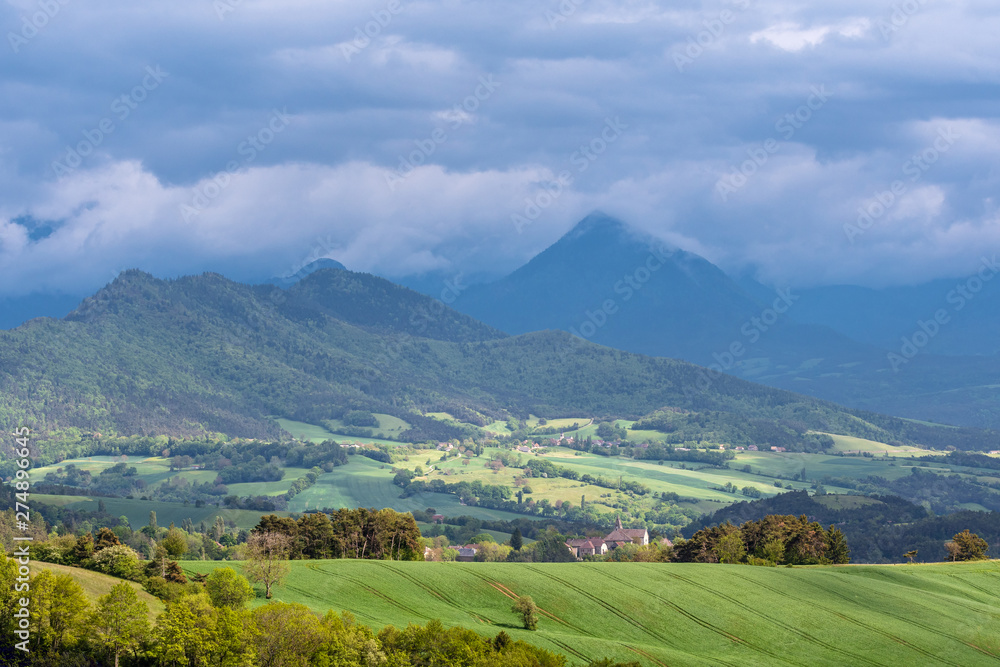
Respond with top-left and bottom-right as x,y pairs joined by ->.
686,490 -> 1000,564
37,462 -> 145,498
675,515 -> 850,566
629,412 -> 837,453
633,445 -> 734,467
3,557 -> 625,667
522,459 -> 651,496
857,468 -> 1000,514
253,508 -> 424,561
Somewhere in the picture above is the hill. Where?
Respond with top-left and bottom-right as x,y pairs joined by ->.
181,559 -> 1000,666
31,561 -> 164,620
0,267 -> 995,457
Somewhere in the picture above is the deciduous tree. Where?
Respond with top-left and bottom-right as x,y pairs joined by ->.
89,582 -> 150,667
243,532 -> 292,599
952,529 -> 989,561
512,595 -> 539,631
205,567 -> 255,609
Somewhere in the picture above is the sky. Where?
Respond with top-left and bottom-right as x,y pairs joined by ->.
1,0 -> 999,299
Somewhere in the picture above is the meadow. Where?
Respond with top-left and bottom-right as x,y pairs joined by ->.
32,561 -> 164,621
180,559 -> 1000,666
31,427 -> 1000,535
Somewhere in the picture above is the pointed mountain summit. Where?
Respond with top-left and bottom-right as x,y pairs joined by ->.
458,212 -> 766,361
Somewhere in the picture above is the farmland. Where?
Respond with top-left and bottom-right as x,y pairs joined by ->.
181,559 -> 1000,666
29,425 -> 1000,539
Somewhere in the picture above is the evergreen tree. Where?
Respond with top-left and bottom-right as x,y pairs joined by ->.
510,527 -> 523,551
825,525 -> 851,564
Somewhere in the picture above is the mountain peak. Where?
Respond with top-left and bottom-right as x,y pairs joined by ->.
562,211 -> 629,242
268,258 -> 346,288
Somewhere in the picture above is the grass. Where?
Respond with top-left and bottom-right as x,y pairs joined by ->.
181,559 -> 1000,666
288,456 -> 539,522
32,561 -> 164,621
822,433 -> 929,455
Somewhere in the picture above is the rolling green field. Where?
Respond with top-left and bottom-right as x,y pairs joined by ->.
181,559 -> 1000,666
32,561 -> 164,621
286,455 -> 538,521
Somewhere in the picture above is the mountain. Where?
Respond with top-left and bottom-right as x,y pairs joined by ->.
267,258 -> 347,288
459,212 -> 768,361
0,267 -> 990,452
786,279 -> 1000,357
451,213 -> 1000,429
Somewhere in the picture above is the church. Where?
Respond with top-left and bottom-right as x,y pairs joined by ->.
565,516 -> 651,559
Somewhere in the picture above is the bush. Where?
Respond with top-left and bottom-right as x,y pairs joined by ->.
88,544 -> 142,580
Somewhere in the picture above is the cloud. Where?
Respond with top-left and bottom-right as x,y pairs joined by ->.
749,19 -> 869,51
1,0 -> 999,297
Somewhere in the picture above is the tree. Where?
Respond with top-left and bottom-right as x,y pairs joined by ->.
94,527 -> 122,552
161,526 -> 189,559
252,602 -> 327,667
30,571 -> 89,653
512,595 -> 539,631
72,533 -> 95,562
952,530 -> 989,561
944,541 -> 961,562
90,582 -> 151,667
91,544 -> 142,580
824,526 -> 851,564
715,532 -> 746,564
243,532 -> 292,599
904,550 -> 918,564
155,592 -> 218,666
205,567 -> 255,609
509,527 -> 523,551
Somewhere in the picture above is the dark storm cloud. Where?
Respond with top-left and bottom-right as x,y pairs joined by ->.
1,0 -> 998,296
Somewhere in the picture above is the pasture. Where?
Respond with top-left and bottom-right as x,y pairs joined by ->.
181,559 -> 1000,666
32,561 -> 165,620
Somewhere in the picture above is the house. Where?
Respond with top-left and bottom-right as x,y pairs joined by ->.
770,446 -> 787,453
456,547 -> 477,562
431,514 -> 445,524
565,538 -> 607,558
748,445 -> 759,451
566,516 -> 649,559
603,515 -> 649,549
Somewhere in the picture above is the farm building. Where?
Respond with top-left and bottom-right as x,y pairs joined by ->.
456,547 -> 478,562
565,516 -> 649,559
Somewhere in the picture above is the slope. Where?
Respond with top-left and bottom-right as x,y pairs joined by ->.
0,267 -> 993,451
182,559 -> 1000,667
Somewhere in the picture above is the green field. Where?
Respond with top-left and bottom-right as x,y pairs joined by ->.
181,559 -> 1000,666
286,455 -> 539,522
33,561 -> 164,621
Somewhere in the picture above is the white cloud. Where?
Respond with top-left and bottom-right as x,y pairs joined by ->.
750,19 -> 869,51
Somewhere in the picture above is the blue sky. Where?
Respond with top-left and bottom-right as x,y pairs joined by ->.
1,0 -> 998,298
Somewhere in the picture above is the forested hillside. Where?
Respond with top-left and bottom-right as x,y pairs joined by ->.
0,269 -> 994,452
